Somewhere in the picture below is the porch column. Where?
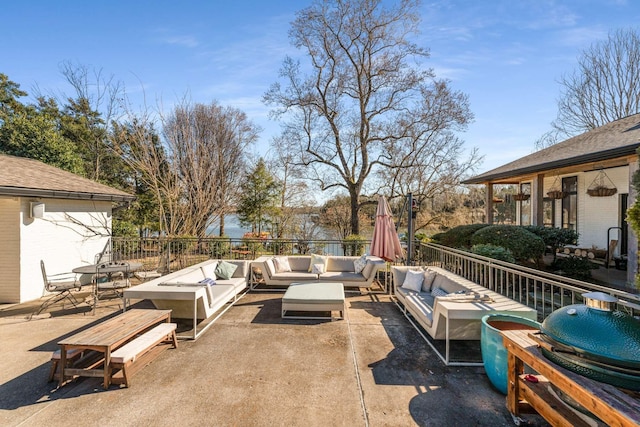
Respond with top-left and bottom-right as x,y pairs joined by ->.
628,162 -> 638,287
486,183 -> 494,225
532,174 -> 544,226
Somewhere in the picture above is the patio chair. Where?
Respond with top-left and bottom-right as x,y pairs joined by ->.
133,252 -> 169,282
95,263 -> 131,302
36,260 -> 82,314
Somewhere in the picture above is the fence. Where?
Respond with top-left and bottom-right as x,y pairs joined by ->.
112,236 -> 371,274
111,237 -> 639,319
417,242 -> 640,319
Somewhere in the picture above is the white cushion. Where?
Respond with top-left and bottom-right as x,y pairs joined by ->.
307,254 -> 328,272
200,262 -> 218,280
273,256 -> 292,273
422,269 -> 437,292
401,269 -> 424,292
353,255 -> 367,274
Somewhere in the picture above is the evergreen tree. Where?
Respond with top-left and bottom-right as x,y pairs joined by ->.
236,158 -> 281,234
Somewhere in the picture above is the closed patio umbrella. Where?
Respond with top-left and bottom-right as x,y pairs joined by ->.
370,195 -> 404,262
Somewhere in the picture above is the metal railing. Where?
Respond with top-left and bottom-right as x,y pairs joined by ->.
416,242 -> 640,320
111,236 -> 371,274
111,236 -> 639,319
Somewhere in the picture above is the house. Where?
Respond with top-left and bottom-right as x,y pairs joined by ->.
0,154 -> 135,303
463,114 -> 640,289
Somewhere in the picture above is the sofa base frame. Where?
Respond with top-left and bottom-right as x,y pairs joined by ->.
394,298 -> 484,367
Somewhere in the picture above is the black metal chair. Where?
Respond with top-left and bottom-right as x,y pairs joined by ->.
94,263 -> 131,301
37,260 -> 82,314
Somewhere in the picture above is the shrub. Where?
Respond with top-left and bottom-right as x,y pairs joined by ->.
431,224 -> 490,248
551,256 -> 596,280
209,236 -> 231,258
471,244 -> 516,263
471,225 -> 545,262
523,226 -> 578,258
343,234 -> 366,256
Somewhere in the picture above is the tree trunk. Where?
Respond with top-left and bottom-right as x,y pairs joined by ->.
219,215 -> 226,237
350,190 -> 360,235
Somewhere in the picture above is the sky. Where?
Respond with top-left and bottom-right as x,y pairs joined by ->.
2,0 -> 640,175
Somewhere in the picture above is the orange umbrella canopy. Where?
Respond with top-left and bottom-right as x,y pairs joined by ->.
370,195 -> 404,262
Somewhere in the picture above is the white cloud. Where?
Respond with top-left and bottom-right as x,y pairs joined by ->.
163,35 -> 199,48
556,26 -> 608,47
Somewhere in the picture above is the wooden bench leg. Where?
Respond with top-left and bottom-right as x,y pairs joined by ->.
48,349 -> 84,382
170,330 -> 178,348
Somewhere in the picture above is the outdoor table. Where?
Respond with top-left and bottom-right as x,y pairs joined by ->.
72,261 -> 143,276
57,308 -> 172,389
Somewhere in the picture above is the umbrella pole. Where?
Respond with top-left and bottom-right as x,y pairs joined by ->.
407,193 -> 414,266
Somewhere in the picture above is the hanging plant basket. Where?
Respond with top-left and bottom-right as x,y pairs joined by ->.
546,172 -> 566,200
513,193 -> 530,201
547,190 -> 567,199
587,186 -> 617,197
586,169 -> 617,197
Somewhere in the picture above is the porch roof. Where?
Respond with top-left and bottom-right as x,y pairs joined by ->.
0,154 -> 135,202
463,113 -> 640,184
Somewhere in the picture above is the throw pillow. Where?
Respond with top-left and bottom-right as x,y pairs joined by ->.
311,263 -> 325,274
431,287 -> 448,298
199,277 -> 216,286
422,269 -> 437,292
401,269 -> 424,292
215,260 -> 238,280
353,254 -> 368,274
273,256 -> 292,273
307,254 -> 328,272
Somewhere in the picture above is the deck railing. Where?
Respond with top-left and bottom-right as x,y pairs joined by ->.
416,242 -> 640,319
111,237 -> 639,319
111,236 -> 371,273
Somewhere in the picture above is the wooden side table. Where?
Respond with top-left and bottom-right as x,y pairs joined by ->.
501,329 -> 640,426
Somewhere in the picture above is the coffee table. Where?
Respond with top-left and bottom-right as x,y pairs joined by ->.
281,282 -> 345,321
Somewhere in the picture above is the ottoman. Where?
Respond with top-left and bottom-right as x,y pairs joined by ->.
281,282 -> 345,321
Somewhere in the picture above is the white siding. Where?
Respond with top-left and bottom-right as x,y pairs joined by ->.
15,198 -> 112,303
578,167 -> 628,251
0,197 -> 21,303
539,167 -> 629,251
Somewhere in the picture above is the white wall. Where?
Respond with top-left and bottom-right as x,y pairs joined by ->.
578,167 -> 628,251
529,166 -> 629,251
0,197 -> 21,303
17,197 -> 112,303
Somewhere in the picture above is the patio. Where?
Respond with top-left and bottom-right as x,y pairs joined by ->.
0,291 -> 549,426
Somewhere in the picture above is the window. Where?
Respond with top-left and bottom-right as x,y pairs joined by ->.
542,198 -> 555,227
519,183 -> 531,226
562,176 -> 577,230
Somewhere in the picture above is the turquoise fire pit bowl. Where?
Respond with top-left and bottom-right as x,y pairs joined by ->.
481,314 -> 540,395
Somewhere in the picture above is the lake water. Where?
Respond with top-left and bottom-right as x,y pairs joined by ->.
206,215 -> 250,239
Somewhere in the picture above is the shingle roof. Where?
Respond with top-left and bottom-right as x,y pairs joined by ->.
463,113 -> 640,184
0,154 -> 135,202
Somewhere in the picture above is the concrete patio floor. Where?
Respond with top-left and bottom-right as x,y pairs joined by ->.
0,291 -> 549,427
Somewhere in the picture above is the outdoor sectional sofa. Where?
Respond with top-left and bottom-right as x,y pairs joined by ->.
123,259 -> 249,339
251,255 -> 386,289
392,265 -> 537,365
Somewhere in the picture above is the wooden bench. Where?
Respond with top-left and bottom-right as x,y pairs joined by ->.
48,348 -> 84,382
109,322 -> 178,387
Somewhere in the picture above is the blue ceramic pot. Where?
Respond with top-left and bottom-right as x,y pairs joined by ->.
481,314 -> 540,395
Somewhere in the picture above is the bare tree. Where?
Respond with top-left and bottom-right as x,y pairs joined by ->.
377,111 -> 482,227
51,61 -> 125,182
163,101 -> 258,237
268,133 -> 318,238
547,28 -> 640,141
113,100 -> 257,237
264,0 -> 473,235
